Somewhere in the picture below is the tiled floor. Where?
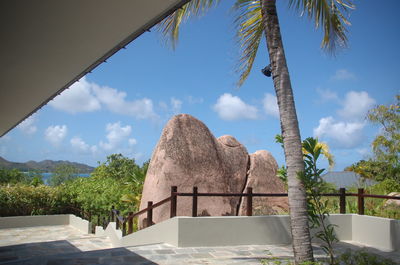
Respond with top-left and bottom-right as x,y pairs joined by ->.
0,225 -> 398,264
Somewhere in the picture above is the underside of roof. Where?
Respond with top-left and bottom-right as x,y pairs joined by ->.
0,0 -> 189,137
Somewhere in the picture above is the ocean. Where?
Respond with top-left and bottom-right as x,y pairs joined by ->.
40,173 -> 91,184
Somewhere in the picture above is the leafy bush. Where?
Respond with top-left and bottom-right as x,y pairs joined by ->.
0,154 -> 148,227
0,184 -> 69,216
48,164 -> 78,186
0,168 -> 43,185
299,137 -> 338,264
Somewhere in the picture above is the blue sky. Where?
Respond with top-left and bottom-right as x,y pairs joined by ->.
0,0 -> 398,171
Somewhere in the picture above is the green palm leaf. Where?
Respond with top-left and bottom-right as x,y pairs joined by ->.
157,0 -> 220,50
288,0 -> 355,52
234,0 -> 264,87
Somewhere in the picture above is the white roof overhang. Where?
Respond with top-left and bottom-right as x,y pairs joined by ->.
0,0 -> 189,136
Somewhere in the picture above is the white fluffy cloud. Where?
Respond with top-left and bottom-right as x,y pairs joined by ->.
170,97 -> 182,114
49,77 -> 157,119
337,91 -> 376,120
213,93 -> 258,121
128,138 -> 137,146
313,117 -> 365,148
45,125 -> 67,146
70,137 -> 90,152
263,93 -> 279,118
331,69 -> 356,81
93,85 -> 157,119
17,114 -> 37,134
187,96 -> 204,104
69,122 -> 138,157
316,88 -> 339,103
49,77 -> 101,113
99,122 -> 132,151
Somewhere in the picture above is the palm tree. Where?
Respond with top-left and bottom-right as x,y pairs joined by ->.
158,0 -> 354,263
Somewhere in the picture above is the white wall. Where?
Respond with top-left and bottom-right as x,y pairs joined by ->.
69,215 -> 90,233
177,216 -> 291,247
0,215 -> 69,228
121,218 -> 179,247
115,214 -> 399,251
1,214 -> 398,252
351,215 -> 400,251
104,222 -> 123,247
310,214 -> 352,242
0,214 -> 90,233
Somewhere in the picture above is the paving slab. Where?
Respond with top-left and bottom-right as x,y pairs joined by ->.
1,225 -> 399,264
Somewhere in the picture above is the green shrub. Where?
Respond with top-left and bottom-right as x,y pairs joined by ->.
0,184 -> 69,216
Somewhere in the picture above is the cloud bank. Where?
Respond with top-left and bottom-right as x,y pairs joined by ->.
213,93 -> 258,120
50,77 -> 157,120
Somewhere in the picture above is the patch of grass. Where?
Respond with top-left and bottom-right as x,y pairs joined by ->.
259,249 -> 397,265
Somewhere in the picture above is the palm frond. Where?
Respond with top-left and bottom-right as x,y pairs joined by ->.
288,0 -> 355,53
318,142 -> 335,169
157,0 -> 220,50
302,139 -> 335,169
234,0 -> 264,87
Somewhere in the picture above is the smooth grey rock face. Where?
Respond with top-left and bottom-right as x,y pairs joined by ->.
139,114 -> 287,228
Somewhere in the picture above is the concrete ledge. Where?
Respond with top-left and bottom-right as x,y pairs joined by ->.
103,222 -> 122,247
0,215 -> 69,228
178,216 -> 291,247
0,214 -> 90,234
116,214 -> 399,251
95,226 -> 106,236
69,214 -> 90,233
122,218 -> 178,247
1,214 -> 398,252
351,215 -> 400,251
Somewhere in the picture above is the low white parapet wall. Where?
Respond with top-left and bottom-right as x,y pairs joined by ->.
351,215 -> 400,251
109,214 -> 399,251
0,214 -> 89,233
68,214 -> 90,233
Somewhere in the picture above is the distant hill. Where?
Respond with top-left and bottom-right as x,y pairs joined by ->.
0,156 -> 94,173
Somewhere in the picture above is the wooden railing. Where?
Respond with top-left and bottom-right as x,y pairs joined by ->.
108,186 -> 400,236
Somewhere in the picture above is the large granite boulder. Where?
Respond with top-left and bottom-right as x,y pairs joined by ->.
238,150 -> 289,215
384,192 -> 400,207
138,114 -> 287,228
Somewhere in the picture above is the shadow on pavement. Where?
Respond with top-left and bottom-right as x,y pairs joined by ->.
0,241 -> 157,265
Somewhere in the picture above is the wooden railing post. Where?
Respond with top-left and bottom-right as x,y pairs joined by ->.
358,188 -> 364,215
246,187 -> 253,216
122,219 -> 126,236
147,201 -> 153,227
170,186 -> 177,218
102,216 -> 106,229
128,212 -> 133,235
339,188 -> 346,214
192,186 -> 198,217
116,210 -> 120,230
110,205 -> 115,223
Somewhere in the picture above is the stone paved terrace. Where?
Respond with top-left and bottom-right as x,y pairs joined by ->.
0,225 -> 399,265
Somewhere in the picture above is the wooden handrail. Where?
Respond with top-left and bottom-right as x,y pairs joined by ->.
175,192 -> 289,197
107,186 -> 400,236
126,196 -> 172,221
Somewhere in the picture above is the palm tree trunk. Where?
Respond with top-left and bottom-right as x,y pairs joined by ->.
260,0 -> 314,263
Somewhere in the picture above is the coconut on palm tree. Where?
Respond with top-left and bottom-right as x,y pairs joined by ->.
157,0 -> 354,263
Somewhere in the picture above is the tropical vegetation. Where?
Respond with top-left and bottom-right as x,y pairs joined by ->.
0,154 -> 148,227
158,0 -> 355,263
346,95 -> 399,183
